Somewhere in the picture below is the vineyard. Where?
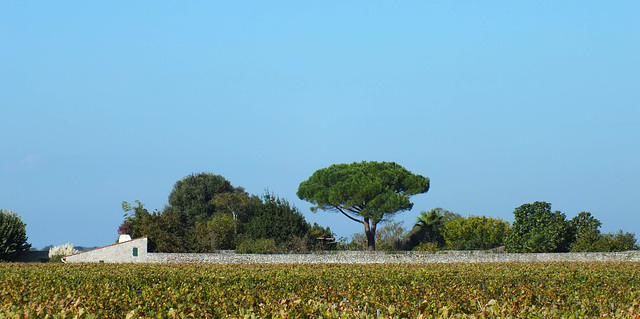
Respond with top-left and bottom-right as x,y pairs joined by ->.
1,262 -> 640,318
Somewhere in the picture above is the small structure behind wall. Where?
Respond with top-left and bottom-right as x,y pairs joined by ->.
118,234 -> 132,243
63,237 -> 148,263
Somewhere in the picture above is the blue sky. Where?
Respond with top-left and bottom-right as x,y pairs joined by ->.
2,2 -> 639,249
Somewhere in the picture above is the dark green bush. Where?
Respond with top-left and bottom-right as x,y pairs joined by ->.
236,237 -> 278,254
443,215 -> 509,250
0,209 -> 31,260
571,230 -> 638,252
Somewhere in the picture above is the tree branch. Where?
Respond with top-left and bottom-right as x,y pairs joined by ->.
345,207 -> 361,214
336,207 -> 364,224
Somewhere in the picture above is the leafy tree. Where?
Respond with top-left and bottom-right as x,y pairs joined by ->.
240,194 -> 335,253
118,200 -> 148,238
567,211 -> 602,249
443,215 -> 510,250
193,214 -> 236,252
504,202 -> 571,253
569,212 -> 602,237
119,201 -> 189,252
168,172 -> 242,227
210,192 -> 253,236
297,161 -> 430,251
0,209 -> 31,260
244,193 -> 310,245
137,206 -> 189,253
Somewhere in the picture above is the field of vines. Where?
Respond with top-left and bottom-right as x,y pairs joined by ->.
1,262 -> 640,318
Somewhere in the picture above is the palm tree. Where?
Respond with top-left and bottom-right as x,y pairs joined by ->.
409,208 -> 459,248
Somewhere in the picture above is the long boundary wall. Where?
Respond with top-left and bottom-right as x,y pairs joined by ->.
61,237 -> 640,263
146,250 -> 640,264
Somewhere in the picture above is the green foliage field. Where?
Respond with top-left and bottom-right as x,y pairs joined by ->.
1,262 -> 640,318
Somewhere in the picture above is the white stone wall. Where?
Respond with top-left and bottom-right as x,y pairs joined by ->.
63,237 -> 148,263
61,237 -> 640,264
147,250 -> 640,264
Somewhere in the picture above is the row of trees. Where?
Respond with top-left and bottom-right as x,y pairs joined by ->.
343,203 -> 637,253
298,161 -> 513,251
505,201 -> 637,253
297,161 -> 637,252
119,173 -> 333,253
124,161 -> 431,253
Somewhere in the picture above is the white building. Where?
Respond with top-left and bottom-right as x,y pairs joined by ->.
62,236 -> 148,263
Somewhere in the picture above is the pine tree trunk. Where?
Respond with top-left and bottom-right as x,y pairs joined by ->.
364,219 -> 376,251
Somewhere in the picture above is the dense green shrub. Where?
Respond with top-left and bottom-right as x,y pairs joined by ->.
443,215 -> 510,250
571,230 -> 638,252
244,193 -> 310,244
193,214 -> 236,252
0,209 -> 31,260
235,237 -> 278,254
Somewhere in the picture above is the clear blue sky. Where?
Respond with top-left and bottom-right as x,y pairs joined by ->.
2,2 -> 639,249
